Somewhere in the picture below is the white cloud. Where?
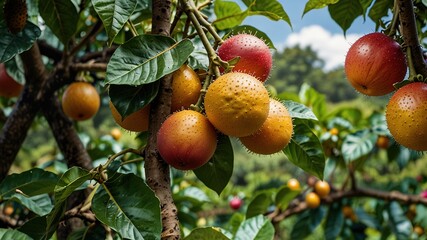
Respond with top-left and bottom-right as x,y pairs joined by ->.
282,25 -> 363,71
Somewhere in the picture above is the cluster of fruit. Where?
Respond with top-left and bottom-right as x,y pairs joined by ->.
345,32 -> 427,151
287,178 -> 331,209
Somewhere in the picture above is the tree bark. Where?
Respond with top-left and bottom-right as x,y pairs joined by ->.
144,0 -> 180,239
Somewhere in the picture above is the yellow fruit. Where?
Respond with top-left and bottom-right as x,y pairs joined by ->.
305,192 -> 320,208
171,65 -> 201,112
110,128 -> 122,141
61,82 -> 100,121
414,226 -> 424,236
109,101 -> 150,132
314,181 -> 331,198
287,178 -> 300,191
204,72 -> 270,137
329,128 -> 339,136
239,98 -> 293,154
3,205 -> 13,216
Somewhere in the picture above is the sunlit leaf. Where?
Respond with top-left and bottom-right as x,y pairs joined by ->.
234,215 -> 274,240
213,0 -> 247,30
303,0 -> 339,15
283,100 -> 318,121
243,0 -> 291,28
341,129 -> 376,163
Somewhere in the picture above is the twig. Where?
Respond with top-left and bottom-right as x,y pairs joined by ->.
69,20 -> 103,58
71,62 -> 107,72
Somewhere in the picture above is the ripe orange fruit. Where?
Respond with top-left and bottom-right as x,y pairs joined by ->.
157,110 -> 217,170
110,128 -> 122,141
109,101 -> 150,132
61,82 -> 100,121
0,63 -> 23,98
314,180 -> 331,198
239,98 -> 293,154
414,226 -> 424,236
3,0 -> 27,34
386,82 -> 427,151
329,128 -> 339,136
376,135 -> 389,149
305,192 -> 320,208
204,72 -> 270,137
287,178 -> 300,191
218,34 -> 272,82
345,33 -> 407,96
3,205 -> 14,216
342,206 -> 353,218
171,65 -> 201,112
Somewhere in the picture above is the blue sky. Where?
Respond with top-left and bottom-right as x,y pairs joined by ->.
241,1 -> 378,70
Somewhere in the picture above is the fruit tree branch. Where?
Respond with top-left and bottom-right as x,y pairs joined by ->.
144,0 -> 180,239
398,0 -> 427,78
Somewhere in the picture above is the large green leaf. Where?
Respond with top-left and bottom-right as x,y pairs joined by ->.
109,81 -> 159,118
275,186 -> 300,211
387,202 -> 411,240
106,35 -> 194,85
223,25 -> 276,49
0,21 -> 41,63
283,121 -> 325,179
92,173 -> 161,240
67,223 -> 107,240
298,83 -> 327,121
184,227 -> 230,240
328,0 -> 363,34
303,0 -> 339,15
54,167 -> 92,204
243,0 -> 291,27
0,229 -> 33,240
246,192 -> 272,219
341,129 -> 376,163
290,207 -> 326,239
283,100 -> 318,121
368,0 -> 393,29
359,0 -> 374,17
324,202 -> 344,240
0,168 -> 58,199
234,215 -> 274,240
213,0 -> 247,30
18,216 -> 48,240
92,0 -> 137,45
194,135 -> 234,195
9,194 -> 53,216
39,0 -> 78,44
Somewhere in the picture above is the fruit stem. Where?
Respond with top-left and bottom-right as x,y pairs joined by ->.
102,147 -> 141,171
127,20 -> 139,37
385,0 -> 400,37
406,46 -> 418,80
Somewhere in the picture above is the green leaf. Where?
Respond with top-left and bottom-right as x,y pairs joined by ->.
303,0 -> 339,15
368,0 -> 393,28
9,194 -> 53,216
175,186 -> 210,205
92,173 -> 161,240
184,227 -> 230,240
194,135 -> 234,195
18,216 -> 48,240
283,121 -> 325,179
223,25 -> 276,49
39,0 -> 78,44
275,186 -> 300,211
213,0 -> 247,30
246,193 -> 272,219
298,83 -> 327,120
109,82 -> 159,118
291,207 -> 326,239
0,168 -> 58,199
243,0 -> 292,28
54,167 -> 92,204
106,35 -> 194,85
341,129 -> 376,163
234,215 -> 274,240
0,229 -> 33,240
283,100 -> 318,121
92,0 -> 137,45
0,21 -> 41,63
359,0 -> 374,17
324,202 -> 344,240
4,57 -> 25,85
188,49 -> 209,71
328,0 -> 363,34
388,202 -> 411,240
67,223 -> 107,240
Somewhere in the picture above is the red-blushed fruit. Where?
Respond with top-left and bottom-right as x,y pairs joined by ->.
287,178 -> 300,191
157,110 -> 217,170
305,192 -> 320,208
239,98 -> 293,154
385,82 -> 427,151
171,65 -> 201,112
218,34 -> 272,82
314,180 -> 331,198
229,196 -> 243,210
345,32 -> 407,96
0,63 -> 23,98
3,0 -> 27,34
204,72 -> 270,137
109,101 -> 150,132
420,190 -> 427,199
61,82 -> 100,121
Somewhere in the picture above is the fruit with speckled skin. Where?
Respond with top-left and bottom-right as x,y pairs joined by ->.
218,34 -> 272,82
109,101 -> 150,132
386,82 -> 427,151
345,33 -> 407,96
3,0 -> 27,34
157,110 -> 217,170
171,65 -> 201,112
61,82 -> 100,121
204,72 -> 270,137
0,63 -> 23,98
239,98 -> 293,154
